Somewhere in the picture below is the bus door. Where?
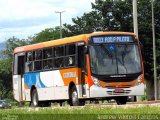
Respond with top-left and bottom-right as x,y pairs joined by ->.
77,43 -> 86,97
13,53 -> 25,102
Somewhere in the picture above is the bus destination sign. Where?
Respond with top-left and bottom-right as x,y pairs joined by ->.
92,36 -> 133,44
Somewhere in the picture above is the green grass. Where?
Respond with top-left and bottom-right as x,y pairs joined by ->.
0,106 -> 160,120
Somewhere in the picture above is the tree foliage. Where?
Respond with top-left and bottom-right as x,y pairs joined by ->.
0,59 -> 12,99
2,36 -> 30,59
31,27 -> 61,44
0,37 -> 29,99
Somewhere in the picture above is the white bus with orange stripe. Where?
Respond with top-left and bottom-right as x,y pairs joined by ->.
13,32 -> 144,106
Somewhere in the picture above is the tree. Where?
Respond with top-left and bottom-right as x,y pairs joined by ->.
0,36 -> 29,99
64,0 -> 133,34
2,36 -> 30,59
0,59 -> 12,99
92,0 -> 133,31
63,11 -> 103,35
31,27 -> 63,44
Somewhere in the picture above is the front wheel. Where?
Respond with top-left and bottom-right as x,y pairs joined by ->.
116,96 -> 127,105
69,86 -> 85,106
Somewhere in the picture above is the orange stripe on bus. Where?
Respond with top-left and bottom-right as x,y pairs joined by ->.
14,43 -> 45,53
59,68 -> 78,86
13,32 -> 136,53
24,83 -> 29,89
86,54 -> 93,88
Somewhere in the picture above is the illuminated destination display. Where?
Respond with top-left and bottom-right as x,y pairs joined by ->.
92,36 -> 134,43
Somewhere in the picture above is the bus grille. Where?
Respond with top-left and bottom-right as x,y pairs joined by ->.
106,85 -> 133,88
107,90 -> 131,95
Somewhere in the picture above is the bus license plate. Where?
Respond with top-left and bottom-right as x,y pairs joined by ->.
114,88 -> 124,93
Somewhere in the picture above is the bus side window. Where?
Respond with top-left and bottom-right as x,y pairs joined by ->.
54,46 -> 64,68
25,51 -> 33,72
65,44 -> 76,67
43,48 -> 53,70
35,50 -> 42,60
54,46 -> 64,57
34,50 -> 42,71
43,48 -> 52,59
14,54 -> 18,75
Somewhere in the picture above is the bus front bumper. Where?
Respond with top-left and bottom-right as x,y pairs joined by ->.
90,83 -> 144,98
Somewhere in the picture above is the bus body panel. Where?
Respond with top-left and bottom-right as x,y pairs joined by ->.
22,68 -> 87,101
13,75 -> 22,102
24,89 -> 31,101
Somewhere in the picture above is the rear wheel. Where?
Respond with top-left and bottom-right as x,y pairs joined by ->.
31,89 -> 39,107
116,96 -> 127,105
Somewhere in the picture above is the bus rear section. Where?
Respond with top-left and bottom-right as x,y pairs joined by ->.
88,33 -> 144,104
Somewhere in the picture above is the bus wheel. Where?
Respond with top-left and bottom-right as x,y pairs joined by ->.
116,96 -> 127,105
69,86 -> 79,106
69,86 -> 85,106
31,89 -> 39,107
71,86 -> 79,106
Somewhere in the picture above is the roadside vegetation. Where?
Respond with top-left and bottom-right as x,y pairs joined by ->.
0,105 -> 160,120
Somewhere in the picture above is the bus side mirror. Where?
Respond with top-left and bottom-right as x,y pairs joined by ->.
84,46 -> 89,54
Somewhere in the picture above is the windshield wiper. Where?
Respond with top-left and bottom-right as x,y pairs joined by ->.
117,45 -> 128,73
100,44 -> 114,64
100,44 -> 113,57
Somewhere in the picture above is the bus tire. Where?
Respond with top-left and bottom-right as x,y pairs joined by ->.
31,89 -> 39,107
116,96 -> 127,105
69,86 -> 81,106
69,86 -> 85,106
69,86 -> 80,106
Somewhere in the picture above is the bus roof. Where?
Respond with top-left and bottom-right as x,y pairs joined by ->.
13,31 -> 135,54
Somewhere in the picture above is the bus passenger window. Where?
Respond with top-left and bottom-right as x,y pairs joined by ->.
26,52 -> 32,61
65,44 -> 76,67
43,48 -> 52,59
28,62 -> 33,71
25,52 -> 33,72
65,56 -> 75,67
54,58 -> 64,68
53,46 -> 64,69
55,46 -> 64,57
66,44 -> 76,55
35,50 -> 42,60
43,59 -> 53,70
34,61 -> 42,71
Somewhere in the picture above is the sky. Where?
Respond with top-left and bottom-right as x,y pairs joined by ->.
0,0 -> 95,43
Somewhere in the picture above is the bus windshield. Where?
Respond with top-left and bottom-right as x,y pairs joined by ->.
89,44 -> 142,75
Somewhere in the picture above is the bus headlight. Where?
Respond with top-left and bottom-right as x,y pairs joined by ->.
136,74 -> 142,85
91,76 -> 101,87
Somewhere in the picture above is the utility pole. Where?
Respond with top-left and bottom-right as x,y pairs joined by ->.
55,11 -> 65,38
151,0 -> 157,100
133,0 -> 138,38
133,0 -> 141,102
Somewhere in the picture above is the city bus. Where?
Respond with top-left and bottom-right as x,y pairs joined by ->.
13,32 -> 144,106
